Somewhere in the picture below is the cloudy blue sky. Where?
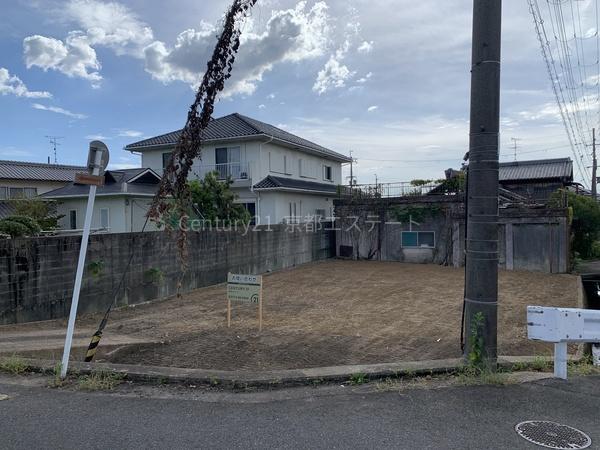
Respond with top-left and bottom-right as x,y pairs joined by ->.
0,0 -> 593,184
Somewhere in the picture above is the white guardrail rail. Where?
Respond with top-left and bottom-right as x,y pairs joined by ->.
527,306 -> 600,379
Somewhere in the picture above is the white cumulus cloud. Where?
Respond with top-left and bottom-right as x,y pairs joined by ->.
357,40 -> 374,54
32,102 -> 87,119
313,55 -> 355,95
24,33 -> 102,87
21,0 -> 370,97
367,105 -> 378,112
0,67 -> 52,98
22,0 -> 151,87
144,2 -> 332,97
64,0 -> 153,56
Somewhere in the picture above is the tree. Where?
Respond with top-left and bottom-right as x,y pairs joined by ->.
0,215 -> 41,238
13,198 -> 62,230
189,171 -> 251,225
551,190 -> 600,259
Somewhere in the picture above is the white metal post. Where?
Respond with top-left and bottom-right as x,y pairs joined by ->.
554,342 -> 568,380
60,151 -> 102,378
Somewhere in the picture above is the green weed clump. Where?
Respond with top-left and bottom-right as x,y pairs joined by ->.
0,355 -> 28,375
78,370 -> 125,391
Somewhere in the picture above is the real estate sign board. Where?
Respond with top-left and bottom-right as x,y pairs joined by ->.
227,273 -> 263,330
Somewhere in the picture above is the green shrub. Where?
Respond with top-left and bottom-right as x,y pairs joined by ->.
13,198 -> 62,230
5,216 -> 42,235
591,241 -> 600,259
550,190 -> 600,259
0,220 -> 30,238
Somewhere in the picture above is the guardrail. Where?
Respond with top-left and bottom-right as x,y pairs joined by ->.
527,306 -> 600,379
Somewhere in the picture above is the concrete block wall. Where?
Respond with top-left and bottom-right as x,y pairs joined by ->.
0,225 -> 334,325
334,196 -> 569,274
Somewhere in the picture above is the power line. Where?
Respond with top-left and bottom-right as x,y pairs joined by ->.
528,0 -> 596,187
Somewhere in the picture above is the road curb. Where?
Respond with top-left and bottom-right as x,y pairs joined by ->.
11,355 -> 562,389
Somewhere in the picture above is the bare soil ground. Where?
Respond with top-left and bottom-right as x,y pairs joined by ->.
0,260 -> 579,371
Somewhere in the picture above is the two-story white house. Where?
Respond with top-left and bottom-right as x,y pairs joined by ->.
124,113 -> 352,224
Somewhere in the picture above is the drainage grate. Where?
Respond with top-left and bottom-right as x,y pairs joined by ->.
515,421 -> 591,449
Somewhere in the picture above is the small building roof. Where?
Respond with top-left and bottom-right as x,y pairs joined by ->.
42,168 -> 161,198
0,160 -> 86,182
499,158 -> 573,182
253,175 -> 338,195
125,113 -> 352,162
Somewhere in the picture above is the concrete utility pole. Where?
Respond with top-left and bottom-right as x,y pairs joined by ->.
592,128 -> 597,201
463,0 -> 502,369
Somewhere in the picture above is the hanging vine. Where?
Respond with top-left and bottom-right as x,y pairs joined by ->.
147,0 -> 258,273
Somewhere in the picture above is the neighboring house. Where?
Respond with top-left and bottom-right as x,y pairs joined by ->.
0,160 -> 85,218
42,168 -> 161,233
125,113 -> 351,224
499,157 -> 573,202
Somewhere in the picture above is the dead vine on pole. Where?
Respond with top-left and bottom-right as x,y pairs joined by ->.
147,0 -> 258,275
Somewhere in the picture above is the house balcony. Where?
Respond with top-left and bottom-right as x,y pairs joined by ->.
192,162 -> 252,187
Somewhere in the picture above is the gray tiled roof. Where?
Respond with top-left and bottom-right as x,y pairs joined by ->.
42,168 -> 160,198
125,113 -> 352,162
0,160 -> 86,182
499,158 -> 573,182
253,175 -> 338,194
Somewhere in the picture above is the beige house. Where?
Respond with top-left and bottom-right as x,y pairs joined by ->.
0,160 -> 85,199
0,160 -> 86,218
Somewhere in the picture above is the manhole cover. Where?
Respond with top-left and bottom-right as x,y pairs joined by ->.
515,421 -> 591,449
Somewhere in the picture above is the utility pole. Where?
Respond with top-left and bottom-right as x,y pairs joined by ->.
511,137 -> 521,161
463,0 -> 502,370
592,128 -> 597,201
46,136 -> 64,164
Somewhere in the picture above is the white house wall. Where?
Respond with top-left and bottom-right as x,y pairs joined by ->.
258,191 -> 334,224
55,196 -> 157,233
135,139 -> 345,225
259,142 -> 343,185
126,198 -> 160,232
138,140 -> 344,187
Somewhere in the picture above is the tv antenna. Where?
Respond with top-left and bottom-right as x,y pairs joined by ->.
511,137 -> 521,161
45,136 -> 64,164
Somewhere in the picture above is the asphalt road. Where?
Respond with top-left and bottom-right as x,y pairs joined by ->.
0,375 -> 599,449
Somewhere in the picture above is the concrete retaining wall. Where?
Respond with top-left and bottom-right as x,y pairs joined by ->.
0,225 -> 334,325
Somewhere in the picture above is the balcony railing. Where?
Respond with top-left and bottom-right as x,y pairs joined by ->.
193,162 -> 250,181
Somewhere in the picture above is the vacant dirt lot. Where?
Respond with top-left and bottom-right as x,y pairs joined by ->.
1,260 -> 580,371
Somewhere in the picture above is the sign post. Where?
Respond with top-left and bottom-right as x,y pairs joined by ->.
60,141 -> 109,378
227,273 -> 263,331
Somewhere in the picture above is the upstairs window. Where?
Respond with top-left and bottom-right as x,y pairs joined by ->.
215,147 -> 241,179
0,187 -> 7,200
323,165 -> 333,181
